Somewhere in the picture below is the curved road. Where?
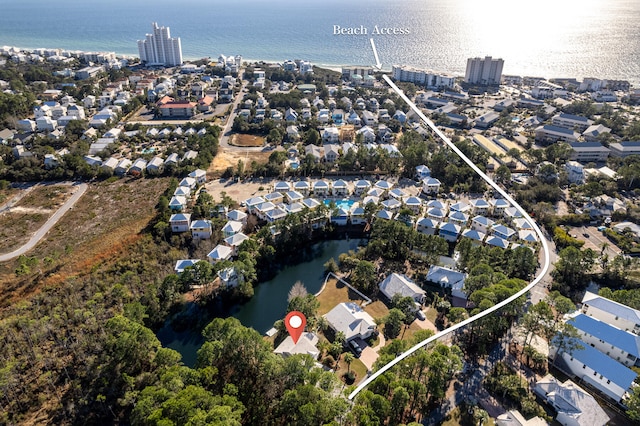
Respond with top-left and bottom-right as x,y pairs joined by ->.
0,182 -> 88,262
349,75 -> 551,400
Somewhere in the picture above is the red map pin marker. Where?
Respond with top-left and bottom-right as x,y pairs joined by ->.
285,311 -> 306,344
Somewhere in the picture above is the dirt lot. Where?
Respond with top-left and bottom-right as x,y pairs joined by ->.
0,177 -> 171,306
207,149 -> 271,178
230,134 -> 265,147
0,184 -> 73,254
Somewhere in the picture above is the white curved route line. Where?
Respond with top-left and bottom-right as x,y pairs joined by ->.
348,75 -> 550,400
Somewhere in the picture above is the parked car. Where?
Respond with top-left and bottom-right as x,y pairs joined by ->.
416,310 -> 426,321
348,339 -> 363,357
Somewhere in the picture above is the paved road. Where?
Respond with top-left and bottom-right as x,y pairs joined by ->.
0,183 -> 37,214
0,182 -> 88,262
218,77 -> 265,153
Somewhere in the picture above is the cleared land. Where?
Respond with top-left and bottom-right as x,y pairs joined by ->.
207,149 -> 271,177
0,177 -> 171,307
230,134 -> 265,147
0,184 -> 72,253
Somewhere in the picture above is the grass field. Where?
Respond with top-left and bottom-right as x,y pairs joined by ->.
0,177 -> 171,307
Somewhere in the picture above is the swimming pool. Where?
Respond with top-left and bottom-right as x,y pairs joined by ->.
323,198 -> 355,210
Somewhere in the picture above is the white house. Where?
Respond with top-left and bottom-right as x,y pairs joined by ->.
469,199 -> 491,215
379,273 -> 426,304
188,169 -> 207,185
422,177 -> 441,195
224,232 -> 249,255
174,259 -> 200,274
353,180 -> 371,196
416,217 -> 440,235
222,220 -> 243,238
169,195 -> 187,211
567,313 -> 640,368
534,375 -> 609,426
565,161 -> 585,184
179,176 -> 197,190
169,213 -> 191,233
581,291 -> 640,335
332,179 -> 350,196
426,266 -> 467,300
273,332 -> 320,359
323,302 -> 376,342
313,180 -> 330,196
415,165 -> 431,180
227,209 -> 248,224
207,245 -> 233,264
114,158 -> 132,176
190,219 -> 212,239
471,215 -> 495,235
550,334 -> 637,403
490,198 -> 510,217
146,156 -> 164,175
492,224 -> 517,240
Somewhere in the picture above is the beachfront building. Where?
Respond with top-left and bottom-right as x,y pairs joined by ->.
137,22 -> 183,66
464,56 -> 503,85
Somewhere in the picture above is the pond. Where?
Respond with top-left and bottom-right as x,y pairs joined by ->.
157,238 -> 366,367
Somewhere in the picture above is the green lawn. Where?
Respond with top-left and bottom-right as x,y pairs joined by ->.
317,277 -> 371,316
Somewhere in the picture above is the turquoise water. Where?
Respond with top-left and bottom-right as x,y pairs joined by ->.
324,199 -> 355,210
0,0 -> 639,84
141,147 -> 156,154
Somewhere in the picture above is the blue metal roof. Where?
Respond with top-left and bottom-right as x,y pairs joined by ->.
556,335 -> 637,391
584,296 -> 640,324
569,314 -> 640,357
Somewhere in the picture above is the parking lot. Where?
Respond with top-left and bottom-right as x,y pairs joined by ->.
569,225 -> 621,258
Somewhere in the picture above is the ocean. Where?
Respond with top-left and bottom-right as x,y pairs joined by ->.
1,0 -> 639,85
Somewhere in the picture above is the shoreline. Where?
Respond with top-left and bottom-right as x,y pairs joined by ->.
2,44 -> 636,87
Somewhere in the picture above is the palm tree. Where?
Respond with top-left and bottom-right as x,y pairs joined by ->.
344,352 -> 355,374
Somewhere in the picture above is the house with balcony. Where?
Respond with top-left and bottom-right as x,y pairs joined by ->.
439,222 -> 461,242
568,313 -> 640,368
222,220 -> 243,238
189,219 -> 212,240
470,199 -> 491,215
169,213 -> 191,233
492,224 -> 517,240
416,217 -> 440,235
422,177 -> 441,195
490,199 -> 510,217
471,215 -> 495,235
